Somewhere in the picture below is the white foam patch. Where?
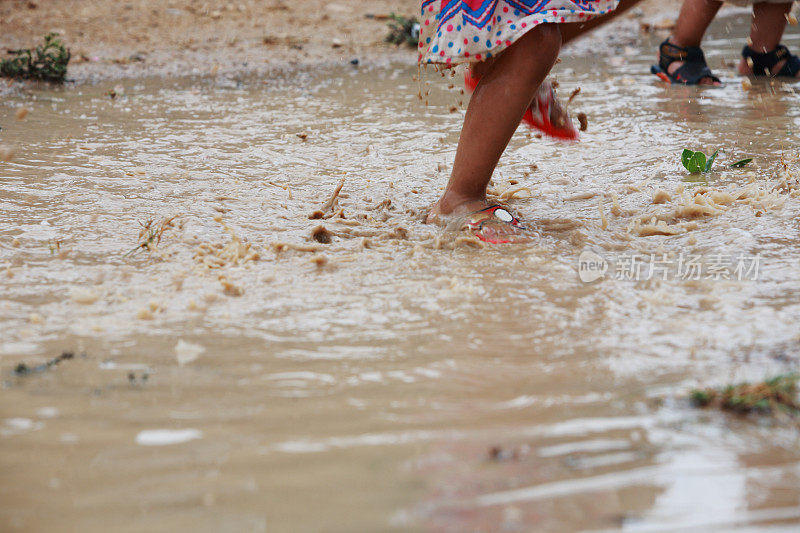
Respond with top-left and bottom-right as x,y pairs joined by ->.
1,417 -> 43,436
135,428 -> 202,446
36,407 -> 59,419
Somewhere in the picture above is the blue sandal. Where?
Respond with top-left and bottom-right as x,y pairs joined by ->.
742,44 -> 800,78
651,39 -> 721,85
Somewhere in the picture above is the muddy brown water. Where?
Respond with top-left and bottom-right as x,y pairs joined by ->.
2,13 -> 800,532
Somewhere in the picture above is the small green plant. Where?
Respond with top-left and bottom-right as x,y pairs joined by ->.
681,150 -> 755,173
0,33 -> 70,83
385,13 -> 420,47
682,149 -> 718,174
730,158 -> 753,169
691,374 -> 800,416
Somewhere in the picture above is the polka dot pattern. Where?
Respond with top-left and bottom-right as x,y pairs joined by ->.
419,0 -> 620,65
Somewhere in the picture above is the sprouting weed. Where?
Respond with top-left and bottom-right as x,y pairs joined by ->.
385,14 -> 420,47
681,149 -> 718,174
124,216 -> 178,257
690,374 -> 800,416
0,33 -> 71,83
681,149 -> 755,173
48,239 -> 62,255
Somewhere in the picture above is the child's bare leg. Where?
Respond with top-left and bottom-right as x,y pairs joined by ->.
662,0 -> 723,85
671,0 -> 723,47
428,24 -> 561,219
738,2 -> 796,76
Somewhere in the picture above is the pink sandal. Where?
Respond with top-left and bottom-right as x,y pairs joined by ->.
465,68 -> 579,141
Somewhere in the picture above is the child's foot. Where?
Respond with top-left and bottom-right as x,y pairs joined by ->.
465,69 -> 579,141
427,199 -> 535,244
738,45 -> 800,78
652,38 -> 721,86
426,197 -> 487,225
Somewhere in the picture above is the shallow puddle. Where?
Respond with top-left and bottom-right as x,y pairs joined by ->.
1,13 -> 800,532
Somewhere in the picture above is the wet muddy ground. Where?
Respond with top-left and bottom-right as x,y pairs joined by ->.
2,12 -> 800,532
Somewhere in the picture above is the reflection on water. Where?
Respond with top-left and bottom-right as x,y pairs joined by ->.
1,12 -> 800,532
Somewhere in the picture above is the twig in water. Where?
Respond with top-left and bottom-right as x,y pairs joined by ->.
124,216 -> 178,257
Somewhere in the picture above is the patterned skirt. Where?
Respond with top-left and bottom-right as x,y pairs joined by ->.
419,0 -> 621,65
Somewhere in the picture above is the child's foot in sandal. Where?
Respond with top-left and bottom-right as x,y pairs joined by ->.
739,45 -> 800,79
651,38 -> 721,86
464,205 -> 536,244
465,68 -> 579,141
428,199 -> 536,245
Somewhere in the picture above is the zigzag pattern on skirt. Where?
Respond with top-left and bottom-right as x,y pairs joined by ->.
422,0 -> 566,30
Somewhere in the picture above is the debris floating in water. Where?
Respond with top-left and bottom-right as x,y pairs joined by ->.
309,254 -> 328,267
499,186 -> 532,201
312,177 -> 345,218
70,287 -> 98,305
599,199 -> 608,230
14,352 -> 75,377
219,276 -> 244,297
577,112 -> 588,132
311,225 -> 332,244
652,190 -> 671,204
567,87 -> 581,105
0,144 -> 14,162
273,242 -> 321,253
195,219 -> 259,268
125,216 -> 178,257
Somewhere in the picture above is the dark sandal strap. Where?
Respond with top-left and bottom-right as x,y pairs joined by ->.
743,45 -> 800,77
783,55 -> 800,78
658,39 -> 720,85
669,62 -> 720,85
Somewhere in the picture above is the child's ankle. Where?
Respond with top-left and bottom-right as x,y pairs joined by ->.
668,35 -> 702,49
432,192 -> 487,216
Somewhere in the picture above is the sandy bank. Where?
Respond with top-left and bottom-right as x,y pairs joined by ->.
0,0 -> 682,84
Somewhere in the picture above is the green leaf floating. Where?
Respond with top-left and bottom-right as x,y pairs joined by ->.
730,158 -> 753,169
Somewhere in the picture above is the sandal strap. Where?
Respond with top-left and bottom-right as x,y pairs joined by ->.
658,39 -> 719,85
783,55 -> 800,78
670,62 -> 720,85
659,39 -> 707,70
743,44 -> 800,77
